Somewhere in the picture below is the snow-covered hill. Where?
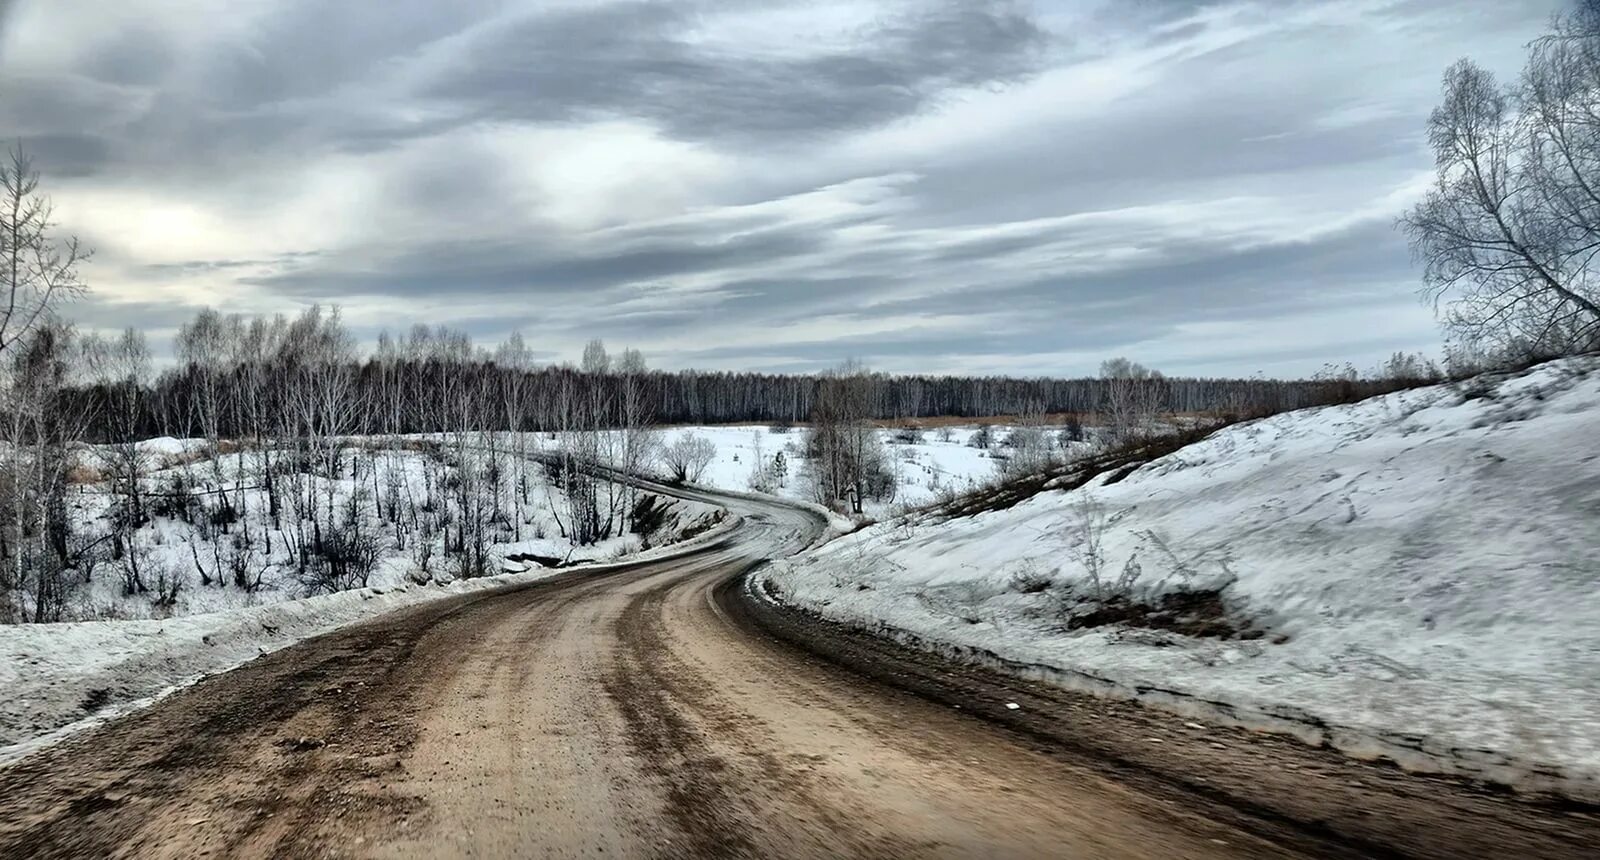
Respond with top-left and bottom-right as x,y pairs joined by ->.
763,357 -> 1600,798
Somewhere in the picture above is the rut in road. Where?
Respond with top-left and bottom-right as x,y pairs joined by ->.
0,490 -> 1595,859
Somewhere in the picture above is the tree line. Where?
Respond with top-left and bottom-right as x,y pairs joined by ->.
56,321 -> 1384,446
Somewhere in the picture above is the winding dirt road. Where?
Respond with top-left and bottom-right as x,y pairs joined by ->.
1,489 -> 1596,858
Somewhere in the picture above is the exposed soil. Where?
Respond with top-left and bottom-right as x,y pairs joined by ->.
1064,588 -> 1258,640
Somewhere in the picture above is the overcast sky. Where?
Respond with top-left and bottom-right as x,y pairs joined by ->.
0,0 -> 1567,376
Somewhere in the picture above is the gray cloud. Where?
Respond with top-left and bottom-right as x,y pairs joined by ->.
0,0 -> 1569,375
424,1 -> 1047,145
242,228 -> 827,300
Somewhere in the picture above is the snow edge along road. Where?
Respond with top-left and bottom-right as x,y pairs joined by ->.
741,569 -> 1600,805
0,504 -> 748,768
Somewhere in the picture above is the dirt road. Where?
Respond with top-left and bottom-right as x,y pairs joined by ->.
0,491 -> 1595,858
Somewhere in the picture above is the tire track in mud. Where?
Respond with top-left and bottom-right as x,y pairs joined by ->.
606,566 -> 926,859
604,565 -> 759,859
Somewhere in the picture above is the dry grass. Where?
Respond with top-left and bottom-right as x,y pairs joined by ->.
65,464 -> 105,485
920,421 -> 1227,523
870,413 -> 1112,429
155,450 -> 207,470
1062,588 -> 1263,641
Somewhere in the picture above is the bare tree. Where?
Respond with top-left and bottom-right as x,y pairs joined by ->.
0,151 -> 90,621
581,338 -> 610,375
1403,18 -> 1600,357
804,361 -> 890,514
497,332 -> 534,540
1100,358 -> 1164,444
2,324 -> 94,621
661,433 -> 716,484
616,347 -> 657,532
85,328 -> 152,593
0,147 -> 88,361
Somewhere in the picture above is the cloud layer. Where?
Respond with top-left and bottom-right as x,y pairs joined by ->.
0,0 -> 1564,375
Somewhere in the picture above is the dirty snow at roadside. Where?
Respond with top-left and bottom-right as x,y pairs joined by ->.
0,513 -> 739,764
764,358 -> 1600,796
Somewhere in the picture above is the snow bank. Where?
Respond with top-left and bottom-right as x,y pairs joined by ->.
764,358 -> 1600,798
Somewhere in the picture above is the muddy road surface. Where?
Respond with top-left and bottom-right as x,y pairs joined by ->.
1,490 -> 1595,859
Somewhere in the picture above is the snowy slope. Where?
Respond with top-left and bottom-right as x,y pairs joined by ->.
49,439 -> 721,621
763,358 -> 1600,797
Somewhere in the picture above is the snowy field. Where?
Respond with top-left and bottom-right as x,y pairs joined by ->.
650,423 -> 1087,518
762,358 -> 1600,798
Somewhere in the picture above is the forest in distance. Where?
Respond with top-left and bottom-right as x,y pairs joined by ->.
53,306 -> 1437,445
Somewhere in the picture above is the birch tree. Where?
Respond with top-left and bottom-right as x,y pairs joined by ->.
1100,357 -> 1165,444
1404,10 -> 1600,357
85,329 -> 152,593
0,150 -> 89,621
0,148 -> 87,361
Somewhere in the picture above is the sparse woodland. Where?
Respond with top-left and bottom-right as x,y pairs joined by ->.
1,305 -> 699,623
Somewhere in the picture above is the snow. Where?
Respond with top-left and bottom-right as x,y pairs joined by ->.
651,423 -> 1065,518
47,439 -> 721,621
763,358 -> 1600,798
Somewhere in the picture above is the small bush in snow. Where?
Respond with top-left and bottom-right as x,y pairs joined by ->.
996,425 -> 1056,481
1008,564 -> 1053,594
298,524 -> 382,595
1059,413 -> 1085,444
1064,495 -> 1112,599
150,563 -> 185,612
892,425 -> 924,445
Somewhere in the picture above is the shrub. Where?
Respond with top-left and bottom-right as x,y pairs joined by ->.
1008,564 -> 1053,594
299,524 -> 382,595
150,563 -> 184,612
891,425 -> 924,445
661,433 -> 717,484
